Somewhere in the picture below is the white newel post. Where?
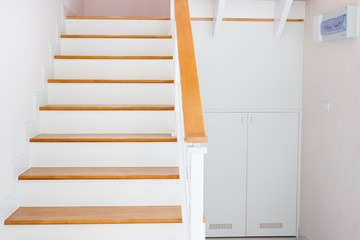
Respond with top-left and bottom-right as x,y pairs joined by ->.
188,145 -> 207,240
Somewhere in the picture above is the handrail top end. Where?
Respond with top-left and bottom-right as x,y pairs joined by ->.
185,134 -> 208,144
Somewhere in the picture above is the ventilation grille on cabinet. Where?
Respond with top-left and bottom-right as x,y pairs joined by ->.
259,223 -> 283,229
209,224 -> 232,230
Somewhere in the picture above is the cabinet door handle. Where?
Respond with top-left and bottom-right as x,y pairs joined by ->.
241,117 -> 246,124
250,117 -> 255,124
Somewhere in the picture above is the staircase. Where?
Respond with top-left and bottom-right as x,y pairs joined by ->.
4,16 -> 184,240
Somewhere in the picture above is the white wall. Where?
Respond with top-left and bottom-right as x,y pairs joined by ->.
300,1 -> 360,240
0,0 -> 84,230
190,0 -> 304,19
190,0 -> 304,111
193,21 -> 303,111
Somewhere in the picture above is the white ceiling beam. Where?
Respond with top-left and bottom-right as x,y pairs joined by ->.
213,0 -> 226,39
274,0 -> 294,38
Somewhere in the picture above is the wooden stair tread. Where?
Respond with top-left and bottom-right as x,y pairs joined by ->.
19,167 -> 179,180
47,79 -> 174,83
4,206 -> 182,225
54,56 -> 173,60
39,105 -> 174,111
61,35 -> 172,39
66,16 -> 171,20
30,133 -> 177,143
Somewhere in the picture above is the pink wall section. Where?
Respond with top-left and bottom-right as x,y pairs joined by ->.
301,1 -> 360,240
83,0 -> 170,17
63,0 -> 85,15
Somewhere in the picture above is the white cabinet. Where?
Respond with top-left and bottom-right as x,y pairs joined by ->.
204,113 -> 248,237
247,113 -> 299,236
204,112 -> 299,237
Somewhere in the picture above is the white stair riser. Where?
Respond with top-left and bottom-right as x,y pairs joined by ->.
39,111 -> 175,134
5,224 -> 183,240
60,38 -> 173,56
18,180 -> 180,206
30,142 -> 179,167
54,59 -> 174,80
48,83 -> 174,105
65,20 -> 171,35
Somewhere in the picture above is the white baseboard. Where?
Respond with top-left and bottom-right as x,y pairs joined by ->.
299,228 -> 311,240
0,77 -> 48,240
0,89 -> 46,218
0,192 -> 17,238
0,152 -> 25,237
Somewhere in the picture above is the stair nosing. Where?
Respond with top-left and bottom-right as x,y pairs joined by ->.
19,167 -> 180,180
39,105 -> 175,111
61,34 -> 172,39
54,56 -> 173,60
47,79 -> 175,84
29,134 -> 177,143
4,206 -> 182,225
66,16 -> 171,21
5,219 -> 182,225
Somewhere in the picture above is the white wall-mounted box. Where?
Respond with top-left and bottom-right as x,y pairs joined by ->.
313,6 -> 359,42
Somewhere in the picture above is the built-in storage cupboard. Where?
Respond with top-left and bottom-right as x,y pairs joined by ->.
204,112 -> 299,237
192,11 -> 303,237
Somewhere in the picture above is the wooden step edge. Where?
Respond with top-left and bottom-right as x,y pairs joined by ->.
47,79 -> 175,84
29,134 -> 177,143
5,218 -> 182,225
18,175 -> 180,180
222,18 -> 305,22
61,34 -> 172,39
54,56 -> 173,60
18,167 -> 180,180
191,17 -> 304,22
66,16 -> 171,20
39,105 -> 175,111
29,138 -> 178,143
4,206 -> 182,225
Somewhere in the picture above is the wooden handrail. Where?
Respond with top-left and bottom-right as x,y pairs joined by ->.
174,0 -> 208,143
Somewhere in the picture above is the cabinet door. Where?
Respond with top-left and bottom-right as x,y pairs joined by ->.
247,113 -> 299,236
204,113 -> 247,237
